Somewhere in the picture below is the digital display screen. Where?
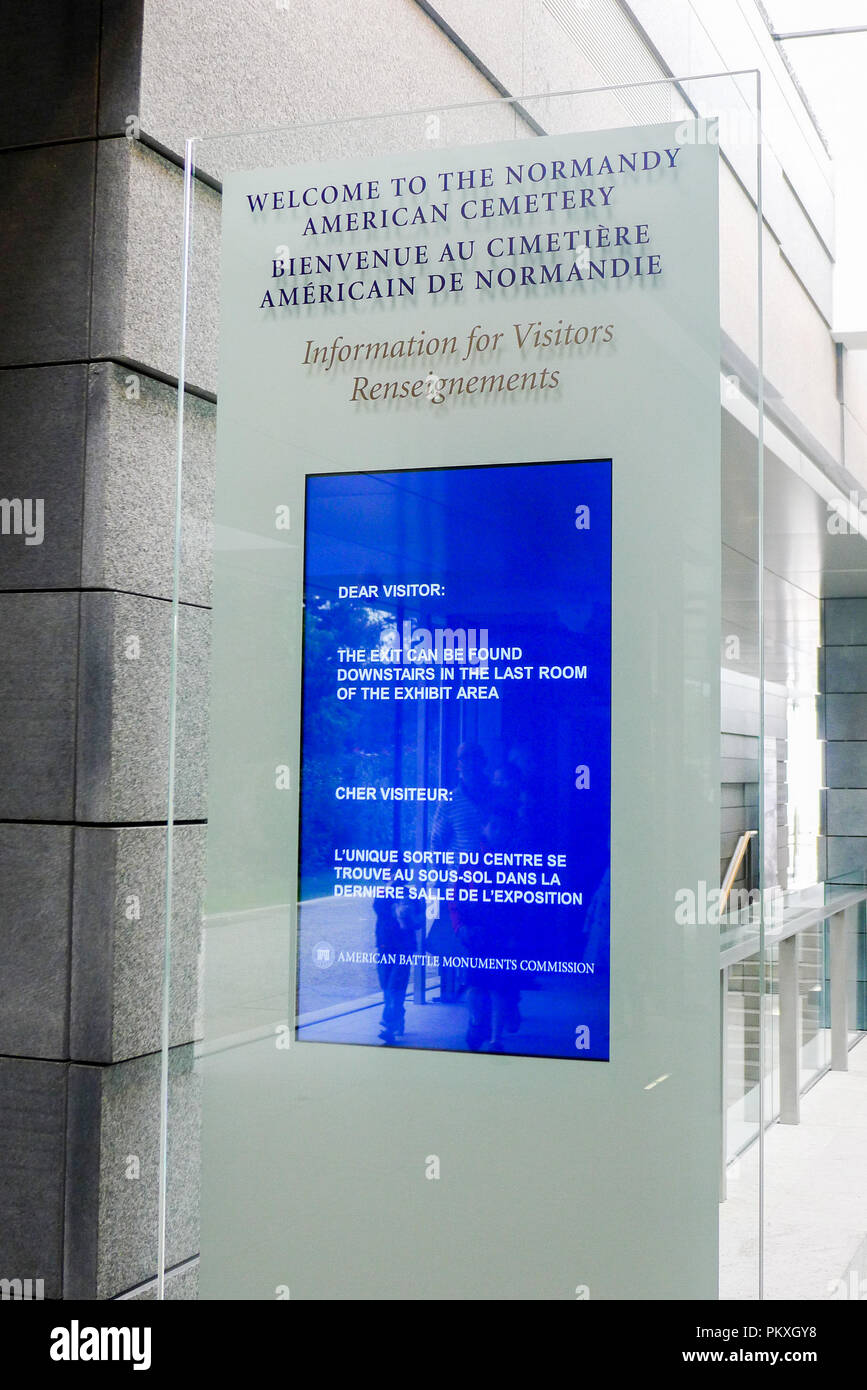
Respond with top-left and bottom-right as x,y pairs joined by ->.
296,459 -> 611,1060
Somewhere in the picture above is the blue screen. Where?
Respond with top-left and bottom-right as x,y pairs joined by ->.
297,458 -> 611,1061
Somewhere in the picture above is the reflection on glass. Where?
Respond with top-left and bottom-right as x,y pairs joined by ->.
786,696 -> 821,890
296,460 -> 612,1061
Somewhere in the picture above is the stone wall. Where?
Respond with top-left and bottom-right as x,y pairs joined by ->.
0,1 -> 205,1300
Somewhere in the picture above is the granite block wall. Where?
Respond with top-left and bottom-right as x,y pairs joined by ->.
819,598 -> 867,1029
0,0 -> 204,1300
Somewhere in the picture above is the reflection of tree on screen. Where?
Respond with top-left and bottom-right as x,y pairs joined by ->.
301,597 -> 398,877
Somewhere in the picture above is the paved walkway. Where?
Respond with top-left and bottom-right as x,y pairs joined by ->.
720,1037 -> 867,1300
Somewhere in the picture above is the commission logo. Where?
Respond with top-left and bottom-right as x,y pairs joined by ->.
313,941 -> 335,968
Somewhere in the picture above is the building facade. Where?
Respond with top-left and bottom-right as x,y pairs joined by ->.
1,0 -> 866,1300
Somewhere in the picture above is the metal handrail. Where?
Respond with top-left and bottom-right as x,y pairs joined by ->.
718,829 -> 757,917
720,882 -> 865,1184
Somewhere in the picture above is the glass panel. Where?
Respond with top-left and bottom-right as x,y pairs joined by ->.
716,72 -> 764,1299
165,74 -> 763,1300
759,7 -> 867,1290
800,923 -> 828,1088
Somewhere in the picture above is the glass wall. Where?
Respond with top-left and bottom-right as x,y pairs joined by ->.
165,75 -> 770,1300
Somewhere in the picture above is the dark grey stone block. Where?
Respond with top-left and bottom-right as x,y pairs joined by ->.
135,0 -> 520,170
823,694 -> 867,741
721,805 -> 753,835
89,139 -> 132,375
721,785 -> 745,809
98,1 -> 145,137
823,646 -> 867,694
71,824 -> 205,1063
0,366 -> 88,590
824,741 -> 867,789
825,836 -> 867,881
0,826 -> 72,1058
163,1261 -> 199,1299
0,1058 -> 66,1299
91,140 -> 220,392
65,1047 -> 200,1299
824,599 -> 867,647
82,363 -> 215,605
0,3 -> 100,148
75,592 -> 210,823
63,1062 -> 102,1300
0,592 -> 79,820
0,362 -> 214,602
825,789 -> 867,837
721,732 -> 758,760
0,143 -> 95,365
118,1258 -> 198,1300
68,832 -> 115,1065
720,756 -> 759,784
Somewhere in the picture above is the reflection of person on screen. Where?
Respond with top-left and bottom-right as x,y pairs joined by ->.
461,809 -> 523,1051
432,754 -> 524,1052
431,741 -> 491,853
430,742 -> 491,1003
374,896 -> 423,1045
